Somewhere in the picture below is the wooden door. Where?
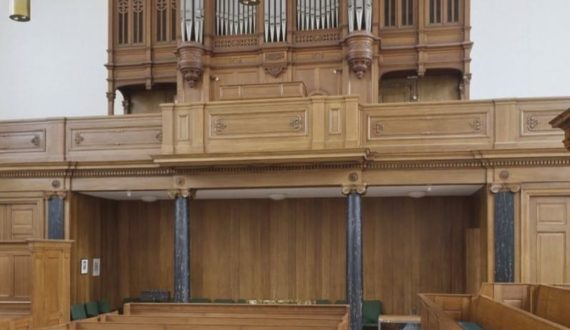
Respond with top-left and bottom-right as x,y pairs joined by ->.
528,196 -> 570,283
0,203 -> 42,240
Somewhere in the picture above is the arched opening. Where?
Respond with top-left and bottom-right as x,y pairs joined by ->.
118,83 -> 177,114
379,69 -> 463,103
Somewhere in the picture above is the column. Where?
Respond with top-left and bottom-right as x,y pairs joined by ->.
47,194 -> 65,240
343,184 -> 366,330
174,190 -> 191,302
491,184 -> 518,282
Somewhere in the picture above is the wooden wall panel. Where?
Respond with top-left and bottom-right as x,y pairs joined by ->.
113,201 -> 174,305
69,193 -> 113,305
363,197 -> 473,314
190,199 -> 347,301
0,202 -> 43,241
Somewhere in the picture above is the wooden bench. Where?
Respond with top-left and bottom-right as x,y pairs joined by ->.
420,292 -> 569,330
65,303 -> 349,330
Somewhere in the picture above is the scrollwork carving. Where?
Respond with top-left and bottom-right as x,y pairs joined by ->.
30,135 -> 40,146
289,116 -> 304,131
214,119 -> 227,133
74,133 -> 84,145
470,119 -> 482,132
526,116 -> 539,131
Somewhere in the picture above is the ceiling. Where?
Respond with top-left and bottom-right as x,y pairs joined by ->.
82,184 -> 483,201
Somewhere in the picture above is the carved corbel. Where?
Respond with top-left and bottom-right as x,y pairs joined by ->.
176,42 -> 205,88
345,32 -> 375,79
263,51 -> 288,78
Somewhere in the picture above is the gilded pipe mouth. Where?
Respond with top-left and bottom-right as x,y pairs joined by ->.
9,0 -> 31,22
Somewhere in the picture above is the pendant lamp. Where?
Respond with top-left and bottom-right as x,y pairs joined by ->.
9,0 -> 31,22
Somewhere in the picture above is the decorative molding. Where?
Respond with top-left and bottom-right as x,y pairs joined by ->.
526,116 -> 539,131
341,184 -> 367,195
470,119 -> 482,132
74,133 -> 84,145
289,116 -> 304,131
490,183 -> 521,194
214,119 -> 227,133
263,65 -> 287,78
374,122 -> 384,135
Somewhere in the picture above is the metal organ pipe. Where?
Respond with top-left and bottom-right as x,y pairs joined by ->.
182,0 -> 204,43
296,0 -> 338,31
348,0 -> 371,33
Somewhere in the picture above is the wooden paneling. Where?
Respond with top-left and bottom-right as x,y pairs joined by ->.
0,119 -> 65,163
70,194 -> 174,309
113,201 -> 174,306
528,196 -> 570,283
363,197 -> 472,314
190,199 -> 346,301
0,201 -> 43,241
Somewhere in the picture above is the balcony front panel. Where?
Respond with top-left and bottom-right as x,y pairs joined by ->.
361,101 -> 493,152
66,114 -> 162,162
0,119 -> 65,164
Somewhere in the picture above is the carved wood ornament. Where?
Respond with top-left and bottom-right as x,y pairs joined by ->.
345,32 -> 375,79
177,43 -> 205,88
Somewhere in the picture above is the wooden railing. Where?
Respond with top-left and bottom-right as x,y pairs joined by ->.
0,97 -> 569,164
0,240 -> 72,329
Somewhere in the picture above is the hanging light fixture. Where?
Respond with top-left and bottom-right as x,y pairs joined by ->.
239,0 -> 261,5
9,0 -> 31,22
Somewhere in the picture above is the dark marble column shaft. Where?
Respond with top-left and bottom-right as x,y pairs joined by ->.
47,195 -> 65,240
174,195 -> 190,302
347,191 -> 363,330
494,191 -> 515,282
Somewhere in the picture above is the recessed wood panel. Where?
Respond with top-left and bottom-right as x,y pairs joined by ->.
537,233 -> 566,284
0,256 -> 13,298
536,201 -> 566,225
0,130 -> 45,153
13,255 -> 30,299
209,110 -> 307,138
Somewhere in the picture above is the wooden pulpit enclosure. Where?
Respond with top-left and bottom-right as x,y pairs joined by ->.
0,240 -> 72,329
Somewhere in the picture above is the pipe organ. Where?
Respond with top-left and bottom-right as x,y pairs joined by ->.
297,0 -> 339,31
216,0 -> 257,36
182,0 -> 204,43
264,0 -> 287,42
348,0 -> 372,32
107,0 -> 471,113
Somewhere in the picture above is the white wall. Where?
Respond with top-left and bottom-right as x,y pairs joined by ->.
0,0 -> 108,119
0,0 -> 569,119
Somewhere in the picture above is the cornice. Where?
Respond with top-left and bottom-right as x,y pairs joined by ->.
1,155 -> 570,178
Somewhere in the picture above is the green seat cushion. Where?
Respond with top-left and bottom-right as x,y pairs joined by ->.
316,299 -> 331,304
98,299 -> 112,313
459,321 -> 484,330
214,298 -> 235,303
335,300 -> 347,304
189,297 -> 211,303
70,304 -> 87,321
362,300 -> 382,326
237,299 -> 248,304
85,301 -> 99,317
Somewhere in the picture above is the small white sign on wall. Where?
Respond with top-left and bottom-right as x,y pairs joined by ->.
92,258 -> 101,277
80,259 -> 89,275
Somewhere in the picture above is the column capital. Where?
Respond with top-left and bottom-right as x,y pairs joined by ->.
490,183 -> 521,194
168,189 -> 195,199
342,184 -> 367,196
43,191 -> 67,200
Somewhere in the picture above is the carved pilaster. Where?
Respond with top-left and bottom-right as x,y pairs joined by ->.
344,32 -> 375,79
490,183 -> 519,282
177,42 -> 205,88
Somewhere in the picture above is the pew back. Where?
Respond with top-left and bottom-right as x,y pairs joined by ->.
470,295 -> 567,330
0,316 -> 32,330
533,285 -> 570,328
418,294 -> 468,330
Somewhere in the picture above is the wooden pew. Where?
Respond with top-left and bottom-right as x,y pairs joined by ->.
420,292 -> 569,330
533,285 -> 570,328
66,303 -> 349,330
